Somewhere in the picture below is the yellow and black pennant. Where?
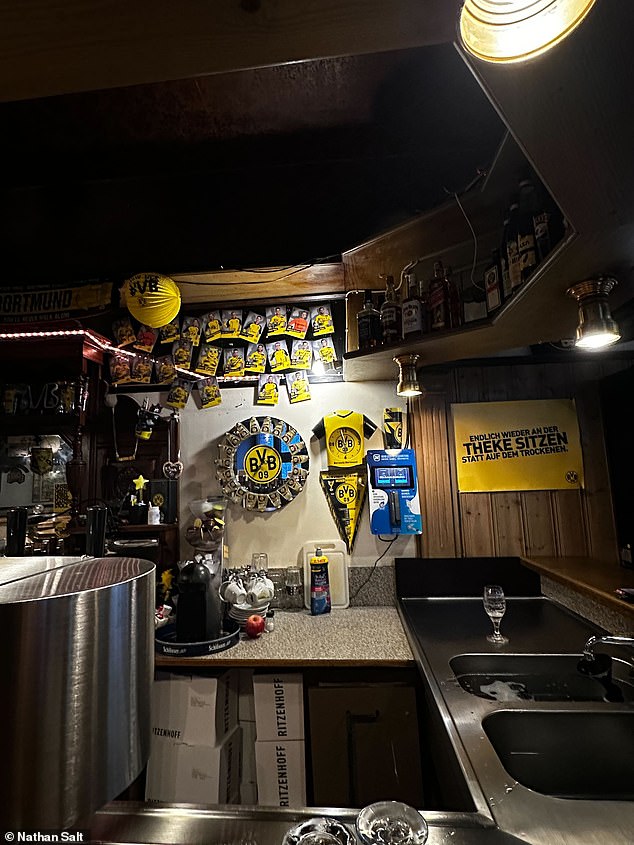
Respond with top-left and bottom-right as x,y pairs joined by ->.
383,407 -> 405,448
319,470 -> 368,553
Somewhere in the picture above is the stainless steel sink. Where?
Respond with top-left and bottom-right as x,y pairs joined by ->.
450,653 -> 634,702
482,710 -> 634,800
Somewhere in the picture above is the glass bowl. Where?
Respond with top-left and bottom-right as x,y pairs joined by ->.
355,801 -> 428,845
188,497 -> 226,521
282,818 -> 355,845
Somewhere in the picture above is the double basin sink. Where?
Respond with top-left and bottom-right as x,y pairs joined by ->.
450,652 -> 634,801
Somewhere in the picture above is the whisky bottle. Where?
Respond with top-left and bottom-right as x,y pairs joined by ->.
506,200 -> 522,293
356,291 -> 382,350
499,212 -> 513,301
518,178 -> 538,282
484,249 -> 503,314
402,271 -> 424,341
429,261 -> 447,331
532,178 -> 565,262
444,265 -> 462,329
380,274 -> 402,345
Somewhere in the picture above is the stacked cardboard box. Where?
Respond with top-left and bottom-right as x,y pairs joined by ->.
238,669 -> 258,805
253,673 -> 306,807
145,669 -> 241,805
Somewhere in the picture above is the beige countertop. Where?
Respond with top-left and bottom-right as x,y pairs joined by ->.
522,555 -> 634,618
155,606 -> 414,668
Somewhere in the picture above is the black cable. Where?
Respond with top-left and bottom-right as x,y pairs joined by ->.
405,397 -> 412,449
350,534 -> 398,600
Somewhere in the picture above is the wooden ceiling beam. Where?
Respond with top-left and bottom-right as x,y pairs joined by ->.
173,263 -> 345,305
0,0 -> 460,103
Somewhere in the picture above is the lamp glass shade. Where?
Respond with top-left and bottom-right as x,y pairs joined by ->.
575,327 -> 621,350
575,301 -> 621,349
123,273 -> 182,328
459,0 -> 596,64
394,355 -> 424,397
567,277 -> 621,351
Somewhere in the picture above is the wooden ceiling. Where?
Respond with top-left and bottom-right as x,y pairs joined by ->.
0,0 -> 508,284
1,0 -> 633,363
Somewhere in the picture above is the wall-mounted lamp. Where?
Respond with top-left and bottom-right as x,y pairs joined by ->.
394,354 -> 425,397
459,0 -> 596,64
566,276 -> 621,350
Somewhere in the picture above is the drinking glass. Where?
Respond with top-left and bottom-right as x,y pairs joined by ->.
355,801 -> 428,845
483,584 -> 508,644
285,566 -> 304,610
251,552 -> 268,573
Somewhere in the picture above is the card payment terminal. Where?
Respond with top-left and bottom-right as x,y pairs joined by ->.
367,449 -> 422,535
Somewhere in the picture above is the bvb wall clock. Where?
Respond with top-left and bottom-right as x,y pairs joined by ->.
215,416 -> 309,511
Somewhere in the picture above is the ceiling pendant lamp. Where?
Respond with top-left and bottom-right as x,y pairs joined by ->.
459,0 -> 596,64
394,354 -> 425,397
567,276 -> 621,351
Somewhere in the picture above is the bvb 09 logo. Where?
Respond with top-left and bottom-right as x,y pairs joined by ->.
328,427 -> 361,459
245,445 -> 282,483
335,481 -> 357,505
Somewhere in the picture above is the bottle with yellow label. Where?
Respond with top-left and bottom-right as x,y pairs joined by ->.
310,547 -> 331,615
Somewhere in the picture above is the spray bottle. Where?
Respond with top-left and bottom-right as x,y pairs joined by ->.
310,547 -> 331,615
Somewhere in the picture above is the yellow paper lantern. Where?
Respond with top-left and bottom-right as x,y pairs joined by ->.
122,273 -> 182,328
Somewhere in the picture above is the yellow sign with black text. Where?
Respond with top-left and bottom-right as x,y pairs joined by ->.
452,399 -> 584,492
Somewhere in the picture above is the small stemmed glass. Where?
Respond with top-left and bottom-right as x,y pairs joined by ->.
483,584 -> 509,644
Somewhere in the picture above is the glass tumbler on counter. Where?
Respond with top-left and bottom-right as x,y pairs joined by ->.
284,566 -> 304,611
266,568 -> 286,609
251,552 -> 268,573
355,801 -> 428,845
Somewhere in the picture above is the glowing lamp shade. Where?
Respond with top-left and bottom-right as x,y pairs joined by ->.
394,354 -> 425,398
459,0 -> 596,64
122,273 -> 182,328
566,277 -> 621,351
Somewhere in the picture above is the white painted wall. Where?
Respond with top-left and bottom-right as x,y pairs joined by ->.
176,381 -> 418,569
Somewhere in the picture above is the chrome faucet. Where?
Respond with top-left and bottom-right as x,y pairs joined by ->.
577,635 -> 634,702
582,634 -> 634,662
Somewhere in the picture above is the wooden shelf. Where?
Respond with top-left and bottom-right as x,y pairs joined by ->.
343,232 -> 578,381
339,130 -> 594,381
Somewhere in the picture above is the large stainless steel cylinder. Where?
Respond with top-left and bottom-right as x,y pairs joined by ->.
0,555 -> 155,829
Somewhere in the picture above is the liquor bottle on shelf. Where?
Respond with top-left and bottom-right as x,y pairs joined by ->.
484,248 -> 503,315
462,274 -> 487,323
518,178 -> 538,282
420,283 -> 431,334
356,291 -> 382,351
401,270 -> 425,341
429,260 -> 447,331
532,178 -> 565,263
380,274 -> 402,345
499,212 -> 513,302
444,265 -> 462,329
506,200 -> 522,294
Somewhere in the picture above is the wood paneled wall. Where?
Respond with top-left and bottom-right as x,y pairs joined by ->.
410,357 -> 631,563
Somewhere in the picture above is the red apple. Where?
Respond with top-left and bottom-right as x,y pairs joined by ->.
245,614 -> 266,638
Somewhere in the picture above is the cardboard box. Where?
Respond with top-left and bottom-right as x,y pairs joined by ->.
145,725 -> 242,805
241,720 -> 258,786
253,673 -> 304,741
152,669 -> 239,747
255,739 -> 306,807
240,781 -> 258,805
238,668 -> 256,722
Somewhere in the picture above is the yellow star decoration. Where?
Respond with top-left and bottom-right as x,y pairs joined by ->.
133,474 -> 149,492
